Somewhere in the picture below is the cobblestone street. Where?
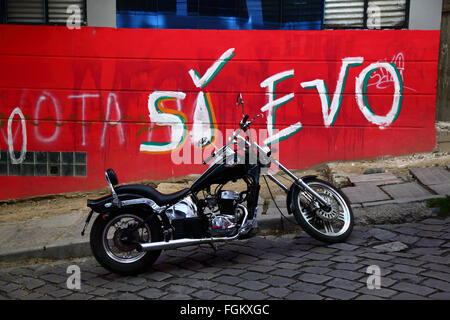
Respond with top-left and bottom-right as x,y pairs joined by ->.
1,217 -> 449,300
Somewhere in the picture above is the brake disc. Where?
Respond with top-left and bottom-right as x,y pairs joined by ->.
314,195 -> 339,222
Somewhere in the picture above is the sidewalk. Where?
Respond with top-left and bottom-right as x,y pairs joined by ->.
0,166 -> 448,263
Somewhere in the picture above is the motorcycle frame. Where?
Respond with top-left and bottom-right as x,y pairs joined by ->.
205,120 -> 331,211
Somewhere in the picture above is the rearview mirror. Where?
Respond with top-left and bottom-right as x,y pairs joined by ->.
197,137 -> 211,148
236,93 -> 244,106
236,93 -> 245,118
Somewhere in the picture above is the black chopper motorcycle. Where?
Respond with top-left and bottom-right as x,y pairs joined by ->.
82,94 -> 354,275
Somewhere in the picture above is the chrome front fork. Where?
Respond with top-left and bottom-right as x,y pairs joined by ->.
267,159 -> 331,211
237,136 -> 332,211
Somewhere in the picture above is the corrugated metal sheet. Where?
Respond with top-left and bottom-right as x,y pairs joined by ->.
6,0 -> 86,25
368,0 -> 406,27
324,0 -> 365,28
48,0 -> 85,24
324,0 -> 407,29
7,0 -> 45,23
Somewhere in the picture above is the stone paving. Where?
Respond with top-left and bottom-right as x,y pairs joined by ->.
342,167 -> 450,208
0,217 -> 449,300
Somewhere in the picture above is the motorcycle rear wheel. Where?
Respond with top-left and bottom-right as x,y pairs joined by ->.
90,211 -> 163,275
292,178 -> 354,243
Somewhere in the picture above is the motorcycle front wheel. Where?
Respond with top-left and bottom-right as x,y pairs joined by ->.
292,178 -> 354,243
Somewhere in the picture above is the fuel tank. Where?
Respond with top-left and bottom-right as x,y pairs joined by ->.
190,163 -> 252,192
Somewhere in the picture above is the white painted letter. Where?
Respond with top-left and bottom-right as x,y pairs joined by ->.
7,107 -> 27,164
260,70 -> 301,146
34,92 -> 61,143
190,92 -> 216,149
68,94 -> 100,146
101,93 -> 125,147
355,62 -> 403,128
140,91 -> 187,154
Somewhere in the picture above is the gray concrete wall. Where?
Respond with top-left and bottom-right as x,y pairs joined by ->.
86,0 -> 116,28
409,0 -> 443,30
436,122 -> 450,151
436,0 -> 449,121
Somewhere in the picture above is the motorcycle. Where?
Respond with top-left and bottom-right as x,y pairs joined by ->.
82,94 -> 354,275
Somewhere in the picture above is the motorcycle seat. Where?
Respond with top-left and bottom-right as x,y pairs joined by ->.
87,193 -> 113,210
115,184 -> 190,206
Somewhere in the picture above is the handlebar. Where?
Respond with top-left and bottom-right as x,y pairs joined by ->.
202,126 -> 243,165
202,113 -> 261,165
240,114 -> 260,131
248,114 -> 261,125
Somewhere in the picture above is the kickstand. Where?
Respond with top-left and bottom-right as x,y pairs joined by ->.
209,242 -> 218,252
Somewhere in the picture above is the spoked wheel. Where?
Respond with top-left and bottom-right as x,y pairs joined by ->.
90,211 -> 163,275
103,214 -> 150,263
292,178 -> 354,243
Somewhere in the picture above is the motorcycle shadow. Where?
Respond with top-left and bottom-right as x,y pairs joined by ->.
144,233 -> 330,275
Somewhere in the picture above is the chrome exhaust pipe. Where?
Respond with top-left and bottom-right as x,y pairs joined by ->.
136,235 -> 238,252
136,204 -> 248,252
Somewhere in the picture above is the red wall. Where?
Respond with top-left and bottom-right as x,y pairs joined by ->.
0,25 -> 440,200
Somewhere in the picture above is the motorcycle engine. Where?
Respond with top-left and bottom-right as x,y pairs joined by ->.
209,190 -> 243,237
218,190 -> 239,214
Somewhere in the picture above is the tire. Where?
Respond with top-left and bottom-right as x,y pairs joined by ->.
291,178 -> 354,243
90,211 -> 163,275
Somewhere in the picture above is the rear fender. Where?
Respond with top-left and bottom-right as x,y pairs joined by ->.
87,193 -> 153,214
87,192 -> 171,234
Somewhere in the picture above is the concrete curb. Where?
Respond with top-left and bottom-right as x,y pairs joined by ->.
0,242 -> 92,263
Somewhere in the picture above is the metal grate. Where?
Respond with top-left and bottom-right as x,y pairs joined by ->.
47,0 -> 85,25
368,0 -> 407,28
324,0 -> 365,28
6,0 -> 45,23
5,0 -> 86,25
324,0 -> 409,29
